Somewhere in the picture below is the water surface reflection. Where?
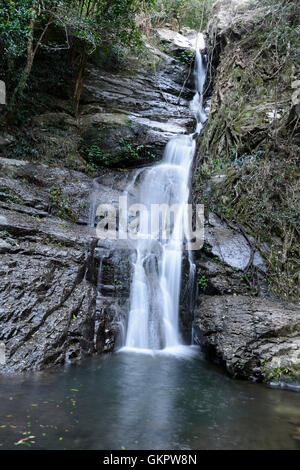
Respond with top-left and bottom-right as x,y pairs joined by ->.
0,350 -> 299,449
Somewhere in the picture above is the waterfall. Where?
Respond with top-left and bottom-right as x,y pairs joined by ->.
122,35 -> 207,354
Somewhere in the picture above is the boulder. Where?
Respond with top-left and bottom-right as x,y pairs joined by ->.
205,213 -> 266,272
156,28 -> 205,52
194,295 -> 300,383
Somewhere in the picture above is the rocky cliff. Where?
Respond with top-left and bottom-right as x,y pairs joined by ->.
192,0 -> 300,385
0,1 -> 299,385
0,34 -> 196,373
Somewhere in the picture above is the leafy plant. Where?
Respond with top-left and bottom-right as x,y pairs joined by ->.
83,144 -> 113,167
83,138 -> 155,168
197,274 -> 208,291
265,366 -> 296,381
177,49 -> 195,65
0,0 -> 157,111
0,186 -> 23,204
117,137 -> 145,161
48,186 -> 76,221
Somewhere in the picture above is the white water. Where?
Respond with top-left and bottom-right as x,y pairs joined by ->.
122,35 -> 207,354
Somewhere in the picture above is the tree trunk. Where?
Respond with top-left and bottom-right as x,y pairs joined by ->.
73,42 -> 87,115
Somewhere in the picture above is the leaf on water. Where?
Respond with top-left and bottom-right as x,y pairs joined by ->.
15,436 -> 35,446
23,441 -> 31,447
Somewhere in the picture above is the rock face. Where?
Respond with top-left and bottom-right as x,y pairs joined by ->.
207,0 -> 259,44
0,158 -> 131,373
194,295 -> 300,383
0,29 -> 198,374
1,36 -> 195,171
79,58 -> 195,165
1,20 -> 298,387
156,28 -> 205,52
192,211 -> 269,299
205,213 -> 265,271
0,133 -> 15,150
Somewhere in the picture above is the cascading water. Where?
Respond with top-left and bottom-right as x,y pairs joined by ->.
123,35 -> 207,353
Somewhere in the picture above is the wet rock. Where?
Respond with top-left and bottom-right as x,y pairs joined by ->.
193,295 -> 300,382
0,160 -> 134,373
0,239 -> 11,252
0,158 -> 131,225
0,233 -> 96,373
205,213 -> 266,272
92,241 -> 134,353
157,28 -> 205,53
196,259 -> 250,296
32,112 -> 78,129
0,172 -> 98,373
80,59 -> 195,164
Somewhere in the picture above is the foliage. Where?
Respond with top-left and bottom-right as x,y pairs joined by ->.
83,138 -> 156,168
117,137 -> 145,161
11,134 -> 39,159
177,49 -> 195,65
265,366 -> 297,382
197,274 -> 208,291
0,0 -> 156,105
0,0 -> 32,63
0,185 -> 23,204
83,144 -> 113,167
145,0 -> 213,30
48,186 -> 76,221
